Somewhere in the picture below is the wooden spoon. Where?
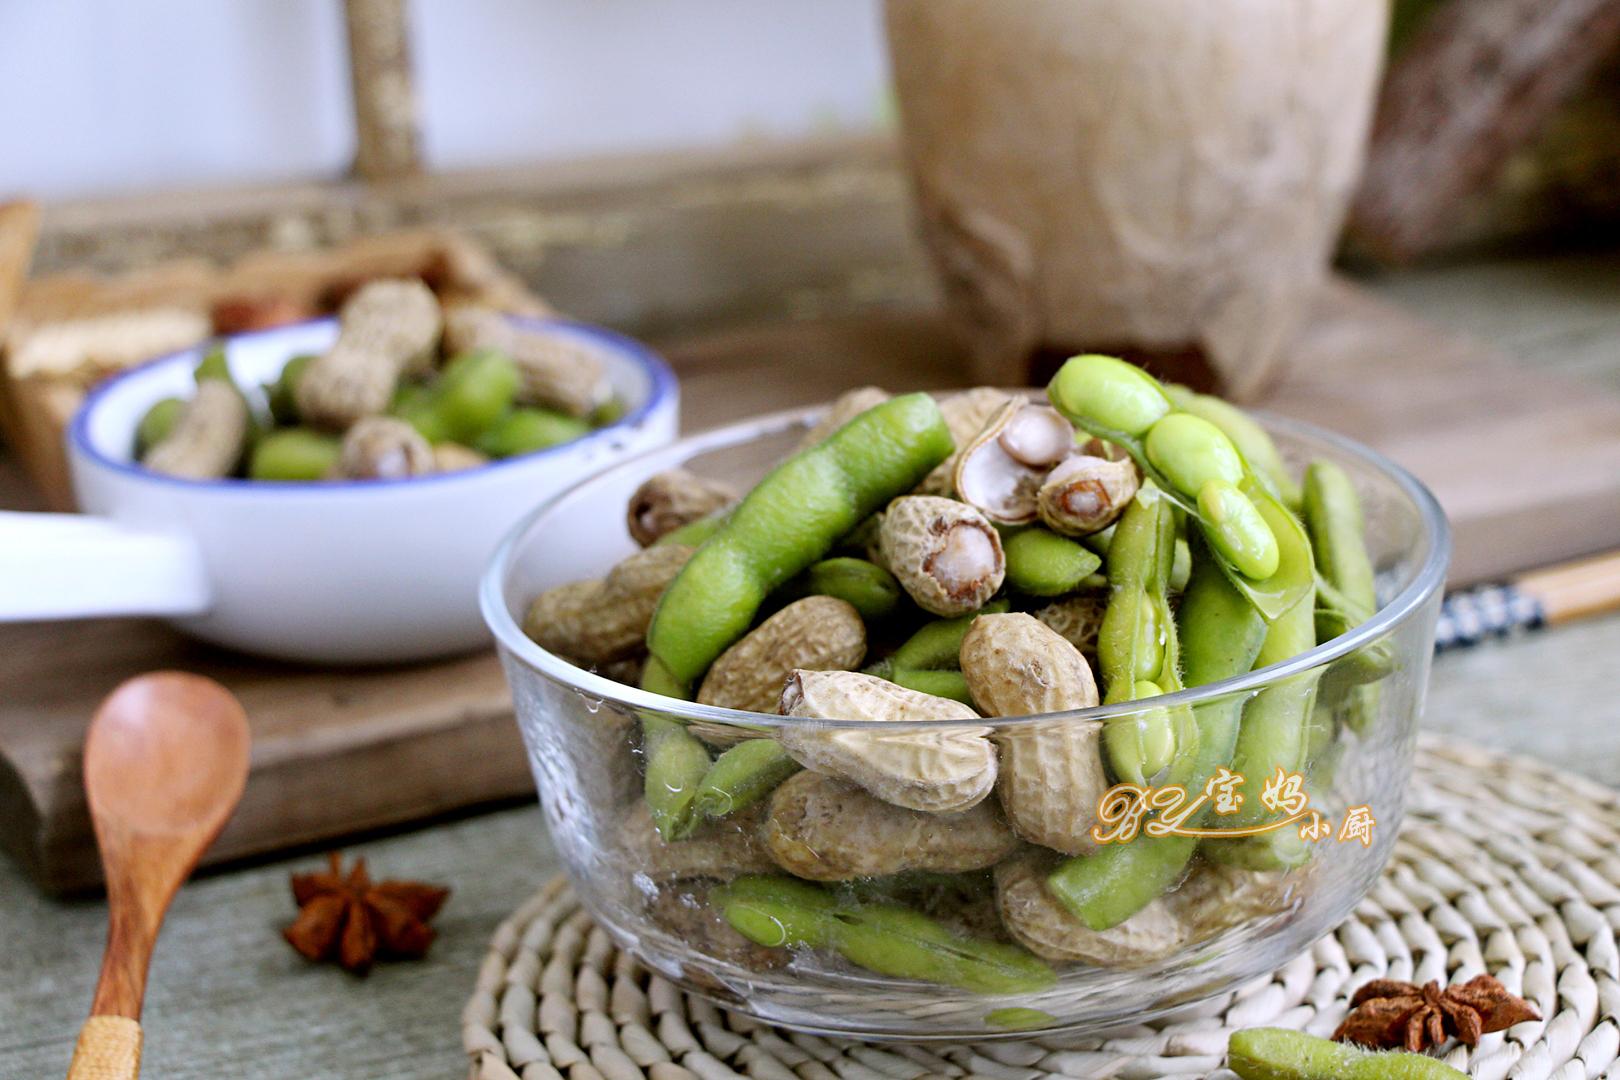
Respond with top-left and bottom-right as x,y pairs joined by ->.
67,672 -> 250,1080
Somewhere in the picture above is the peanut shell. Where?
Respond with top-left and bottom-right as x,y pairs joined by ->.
142,379 -> 249,480
524,544 -> 695,664
951,400 -> 1057,525
764,770 -> 1017,880
297,279 -> 442,429
995,848 -> 1187,965
337,416 -> 436,479
626,469 -> 737,547
776,669 -> 995,813
878,495 -> 1005,617
917,387 -> 1016,496
961,614 -> 1107,855
1037,454 -> 1140,536
697,597 -> 866,714
1032,593 -> 1109,659
616,802 -> 777,881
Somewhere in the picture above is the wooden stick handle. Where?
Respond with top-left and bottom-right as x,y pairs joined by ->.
1514,550 -> 1620,626
66,1016 -> 142,1080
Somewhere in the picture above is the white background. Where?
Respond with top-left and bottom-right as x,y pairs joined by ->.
0,0 -> 892,200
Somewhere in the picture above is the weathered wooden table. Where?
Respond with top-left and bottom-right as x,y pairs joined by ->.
5,252 -> 1620,1079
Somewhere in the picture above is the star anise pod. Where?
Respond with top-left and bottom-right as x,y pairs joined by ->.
282,852 -> 450,975
1333,974 -> 1540,1052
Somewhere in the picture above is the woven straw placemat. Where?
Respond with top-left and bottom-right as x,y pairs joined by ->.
463,740 -> 1620,1080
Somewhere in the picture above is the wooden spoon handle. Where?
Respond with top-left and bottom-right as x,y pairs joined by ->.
66,1016 -> 142,1080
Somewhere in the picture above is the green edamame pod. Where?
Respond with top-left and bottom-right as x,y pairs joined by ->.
1046,355 -> 1310,621
589,395 -> 627,426
714,876 -> 1055,993
1047,353 -> 1171,437
1003,528 -> 1103,597
1304,461 -> 1383,731
641,717 -> 712,840
266,354 -> 316,424
1228,1027 -> 1469,1080
778,557 -> 902,621
655,510 -> 729,548
884,598 -> 1011,672
887,668 -> 975,705
1103,683 -> 1178,785
135,397 -> 185,457
475,407 -> 590,458
195,345 -> 232,385
644,393 -> 954,696
248,428 -> 343,481
692,739 -> 799,821
1165,384 -> 1302,508
432,349 -> 522,444
1047,541 -> 1262,930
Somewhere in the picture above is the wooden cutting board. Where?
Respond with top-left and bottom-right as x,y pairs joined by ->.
4,279 -> 1619,893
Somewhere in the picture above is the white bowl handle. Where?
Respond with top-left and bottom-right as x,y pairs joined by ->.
0,511 -> 211,620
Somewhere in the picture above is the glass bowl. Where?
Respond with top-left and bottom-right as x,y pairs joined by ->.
480,403 -> 1450,1041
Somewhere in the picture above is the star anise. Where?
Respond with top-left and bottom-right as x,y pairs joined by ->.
1333,974 -> 1540,1052
282,852 -> 450,975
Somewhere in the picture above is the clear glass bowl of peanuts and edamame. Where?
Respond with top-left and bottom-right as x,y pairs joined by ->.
481,357 -> 1450,1041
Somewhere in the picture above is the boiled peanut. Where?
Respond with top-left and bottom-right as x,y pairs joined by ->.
337,416 -> 436,479
616,802 -> 777,881
431,441 -> 488,473
763,770 -> 1017,881
961,614 -> 1108,855
879,495 -> 1005,617
645,881 -> 791,972
142,379 -> 249,480
1037,454 -> 1140,536
916,387 -> 1016,496
953,400 -> 1073,524
776,670 -> 995,813
524,544 -> 694,664
443,306 -> 609,417
795,386 -> 891,451
297,279 -> 442,429
697,596 -> 866,714
627,469 -> 738,547
994,848 -> 1186,965
1169,860 -> 1305,943
1032,593 -> 1109,659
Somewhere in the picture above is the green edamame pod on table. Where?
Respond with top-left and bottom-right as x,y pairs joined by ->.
248,428 -> 343,482
644,393 -> 954,696
777,557 -> 902,621
1003,528 -> 1103,597
135,397 -> 185,457
1228,1027 -> 1469,1080
475,407 -> 590,458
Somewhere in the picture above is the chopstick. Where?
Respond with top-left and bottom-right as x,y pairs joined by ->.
1434,550 -> 1620,651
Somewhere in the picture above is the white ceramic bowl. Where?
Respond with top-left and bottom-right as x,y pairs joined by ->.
0,316 -> 678,664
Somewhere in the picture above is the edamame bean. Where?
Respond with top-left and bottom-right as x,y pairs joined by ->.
135,397 -> 185,457
1103,684 -> 1178,785
1003,528 -> 1103,597
641,716 -> 712,840
644,393 -> 954,696
778,557 -> 903,621
267,354 -> 316,424
1047,354 -> 1171,438
1228,1027 -> 1468,1080
428,349 -> 522,444
1165,384 -> 1302,507
1199,479 -> 1281,580
714,875 -> 1055,993
475,407 -> 590,458
691,739 -> 800,820
248,428 -> 343,481
1144,413 -> 1245,494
